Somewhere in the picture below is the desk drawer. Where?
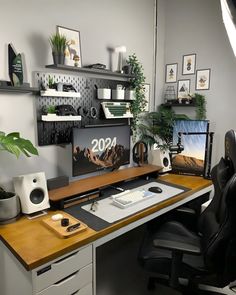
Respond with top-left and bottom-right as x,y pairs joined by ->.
33,245 -> 92,292
37,264 -> 92,295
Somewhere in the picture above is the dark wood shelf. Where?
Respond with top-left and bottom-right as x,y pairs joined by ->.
163,102 -> 196,107
45,64 -> 134,80
0,85 -> 39,94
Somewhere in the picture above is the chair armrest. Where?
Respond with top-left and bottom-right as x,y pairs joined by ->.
153,238 -> 201,255
175,207 -> 196,215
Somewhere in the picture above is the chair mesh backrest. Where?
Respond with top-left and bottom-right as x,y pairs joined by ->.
199,130 -> 236,282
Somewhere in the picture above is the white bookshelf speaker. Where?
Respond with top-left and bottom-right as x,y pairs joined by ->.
13,172 -> 50,214
148,147 -> 172,173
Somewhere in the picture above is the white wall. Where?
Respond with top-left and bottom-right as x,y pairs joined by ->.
156,0 -> 236,165
0,0 -> 155,190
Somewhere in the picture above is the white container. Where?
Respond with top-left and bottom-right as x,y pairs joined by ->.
97,88 -> 111,100
125,90 -> 135,100
112,89 -> 125,100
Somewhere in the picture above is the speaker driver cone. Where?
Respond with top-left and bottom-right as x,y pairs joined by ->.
30,188 -> 45,204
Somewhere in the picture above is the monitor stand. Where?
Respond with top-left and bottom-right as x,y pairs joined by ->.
49,164 -> 162,209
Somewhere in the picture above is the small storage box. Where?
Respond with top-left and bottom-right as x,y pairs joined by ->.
97,88 -> 111,99
112,89 -> 125,100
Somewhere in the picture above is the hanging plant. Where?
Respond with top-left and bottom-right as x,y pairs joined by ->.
193,93 -> 207,120
126,54 -> 147,138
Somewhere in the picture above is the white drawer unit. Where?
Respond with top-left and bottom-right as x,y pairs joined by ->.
33,245 -> 92,293
37,264 -> 92,295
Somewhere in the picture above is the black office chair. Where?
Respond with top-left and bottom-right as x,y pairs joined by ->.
138,130 -> 236,294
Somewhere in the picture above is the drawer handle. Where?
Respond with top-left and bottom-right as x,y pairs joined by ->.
53,251 -> 80,266
53,271 -> 79,286
71,291 -> 79,295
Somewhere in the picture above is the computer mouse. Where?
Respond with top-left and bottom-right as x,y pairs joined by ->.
148,186 -> 163,193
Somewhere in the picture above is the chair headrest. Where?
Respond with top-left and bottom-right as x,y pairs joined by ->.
225,130 -> 236,172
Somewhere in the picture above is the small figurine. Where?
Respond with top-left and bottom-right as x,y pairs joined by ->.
73,54 -> 80,67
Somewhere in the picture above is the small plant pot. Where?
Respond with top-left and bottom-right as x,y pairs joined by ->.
52,52 -> 65,65
0,194 -> 21,223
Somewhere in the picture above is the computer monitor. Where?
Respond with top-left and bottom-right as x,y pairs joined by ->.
172,120 -> 209,176
72,125 -> 131,177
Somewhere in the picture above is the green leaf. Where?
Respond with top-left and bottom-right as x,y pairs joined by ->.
0,131 -> 39,158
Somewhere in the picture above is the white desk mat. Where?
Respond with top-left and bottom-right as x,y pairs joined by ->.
81,182 -> 184,223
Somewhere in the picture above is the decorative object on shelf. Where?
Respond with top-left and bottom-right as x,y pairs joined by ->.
0,131 -> 38,223
115,45 -> 126,73
57,25 -> 82,67
8,43 -> 23,86
112,84 -> 125,100
164,85 -> 176,103
49,32 -> 67,65
73,54 -> 80,67
165,63 -> 178,83
193,93 -> 207,120
196,69 -> 211,90
126,53 -> 147,137
177,79 -> 190,100
182,53 -> 196,75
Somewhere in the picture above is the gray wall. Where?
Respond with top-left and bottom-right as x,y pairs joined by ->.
0,0 -> 155,190
157,0 -> 236,165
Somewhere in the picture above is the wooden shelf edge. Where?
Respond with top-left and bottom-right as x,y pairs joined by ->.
49,165 -> 162,202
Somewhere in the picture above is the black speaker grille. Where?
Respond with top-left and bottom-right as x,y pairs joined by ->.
30,189 -> 45,204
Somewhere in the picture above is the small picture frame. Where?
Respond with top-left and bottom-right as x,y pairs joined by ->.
143,83 -> 150,112
57,25 -> 82,67
177,79 -> 190,99
182,54 -> 196,75
196,69 -> 211,90
165,63 -> 178,83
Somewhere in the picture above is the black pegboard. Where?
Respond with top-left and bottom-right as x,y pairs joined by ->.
34,72 -> 130,146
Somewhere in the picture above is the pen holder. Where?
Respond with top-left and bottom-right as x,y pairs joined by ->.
112,89 -> 125,100
97,88 -> 111,100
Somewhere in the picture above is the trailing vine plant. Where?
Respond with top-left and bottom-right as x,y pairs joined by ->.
126,54 -> 147,139
194,93 -> 207,120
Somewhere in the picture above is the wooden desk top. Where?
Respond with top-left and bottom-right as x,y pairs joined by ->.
0,173 -> 212,271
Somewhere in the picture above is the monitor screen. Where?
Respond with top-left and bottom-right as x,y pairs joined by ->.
172,120 -> 209,176
72,125 -> 131,177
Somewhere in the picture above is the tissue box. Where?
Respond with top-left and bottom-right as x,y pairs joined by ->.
97,88 -> 111,99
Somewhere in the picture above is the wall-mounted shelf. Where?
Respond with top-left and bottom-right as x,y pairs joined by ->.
42,115 -> 81,122
40,90 -> 81,98
45,64 -> 133,80
0,85 -> 39,94
41,115 -> 82,122
163,102 -> 196,107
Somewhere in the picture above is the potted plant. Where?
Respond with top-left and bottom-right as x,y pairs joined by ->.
49,33 -> 67,65
138,105 -> 189,166
0,131 -> 38,223
126,53 -> 147,139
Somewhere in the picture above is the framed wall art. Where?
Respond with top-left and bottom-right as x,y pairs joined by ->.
57,25 -> 82,67
165,63 -> 178,83
196,69 -> 211,90
177,79 -> 190,99
182,53 -> 196,75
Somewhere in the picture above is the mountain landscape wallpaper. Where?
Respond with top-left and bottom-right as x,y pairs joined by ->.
172,120 -> 209,175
